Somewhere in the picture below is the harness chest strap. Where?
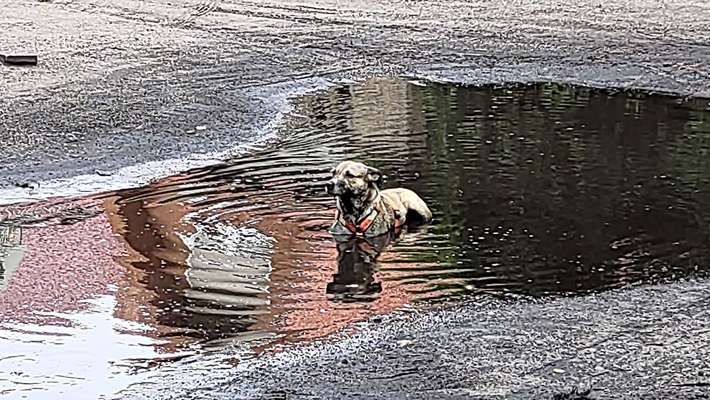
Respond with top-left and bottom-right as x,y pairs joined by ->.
340,208 -> 377,234
339,208 -> 403,234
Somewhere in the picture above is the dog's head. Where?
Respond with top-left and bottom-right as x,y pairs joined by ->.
326,161 -> 382,198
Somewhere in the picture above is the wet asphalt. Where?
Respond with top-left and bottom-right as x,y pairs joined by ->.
3,0 -> 710,399
120,278 -> 710,400
2,0 -> 710,188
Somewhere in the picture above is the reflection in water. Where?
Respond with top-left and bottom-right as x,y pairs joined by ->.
0,295 -> 171,400
105,79 -> 710,351
0,225 -> 22,291
327,234 -> 395,302
2,79 -> 710,397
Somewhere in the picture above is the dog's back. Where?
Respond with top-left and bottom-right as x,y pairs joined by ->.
381,188 -> 433,223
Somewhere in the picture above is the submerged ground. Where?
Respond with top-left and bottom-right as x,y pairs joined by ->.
2,0 -> 710,399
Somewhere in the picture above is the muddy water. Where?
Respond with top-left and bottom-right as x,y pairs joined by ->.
2,79 -> 710,398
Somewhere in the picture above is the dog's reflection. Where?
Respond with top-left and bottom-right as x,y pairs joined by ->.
326,233 -> 395,302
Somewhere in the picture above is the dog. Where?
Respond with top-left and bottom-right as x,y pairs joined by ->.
325,161 -> 433,237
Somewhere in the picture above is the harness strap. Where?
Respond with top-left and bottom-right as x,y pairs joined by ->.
338,208 -> 403,235
336,192 -> 407,235
339,208 -> 378,234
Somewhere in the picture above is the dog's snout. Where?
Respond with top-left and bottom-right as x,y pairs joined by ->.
326,178 -> 338,194
326,178 -> 344,195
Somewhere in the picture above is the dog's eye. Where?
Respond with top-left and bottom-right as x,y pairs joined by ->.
345,171 -> 355,178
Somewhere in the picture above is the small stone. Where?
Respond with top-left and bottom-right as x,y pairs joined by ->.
14,180 -> 39,190
397,339 -> 413,348
195,125 -> 207,131
95,169 -> 112,176
398,304 -> 416,313
553,368 -> 566,374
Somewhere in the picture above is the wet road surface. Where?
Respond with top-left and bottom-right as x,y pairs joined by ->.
2,79 -> 710,398
2,0 -> 710,192
123,277 -> 710,400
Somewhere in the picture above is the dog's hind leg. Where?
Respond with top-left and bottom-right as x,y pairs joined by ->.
405,195 -> 433,223
385,188 -> 433,223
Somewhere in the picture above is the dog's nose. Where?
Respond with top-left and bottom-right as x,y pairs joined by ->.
326,178 -> 344,195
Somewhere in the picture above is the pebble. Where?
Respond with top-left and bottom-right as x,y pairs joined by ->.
14,180 -> 40,190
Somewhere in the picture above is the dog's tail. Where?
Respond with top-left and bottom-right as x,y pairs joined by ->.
397,189 -> 433,223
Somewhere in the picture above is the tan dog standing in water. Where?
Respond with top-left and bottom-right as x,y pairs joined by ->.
326,161 -> 433,237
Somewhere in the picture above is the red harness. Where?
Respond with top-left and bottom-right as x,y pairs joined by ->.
339,208 -> 377,234
338,208 -> 402,235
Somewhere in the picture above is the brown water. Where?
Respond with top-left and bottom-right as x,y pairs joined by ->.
2,79 -> 710,398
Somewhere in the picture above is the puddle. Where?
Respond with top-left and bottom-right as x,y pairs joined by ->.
2,78 -> 710,398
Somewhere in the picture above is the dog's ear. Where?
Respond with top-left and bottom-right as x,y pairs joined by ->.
365,166 -> 383,185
